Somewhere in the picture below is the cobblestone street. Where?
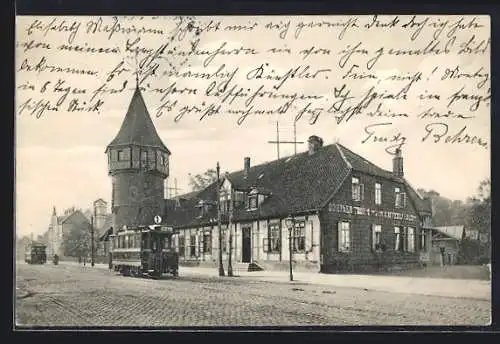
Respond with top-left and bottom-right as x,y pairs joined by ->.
15,262 -> 490,327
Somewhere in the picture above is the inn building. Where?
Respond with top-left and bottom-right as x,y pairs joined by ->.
102,86 -> 434,273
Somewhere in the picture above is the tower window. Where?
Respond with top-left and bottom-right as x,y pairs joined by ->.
117,150 -> 125,161
140,150 -> 148,168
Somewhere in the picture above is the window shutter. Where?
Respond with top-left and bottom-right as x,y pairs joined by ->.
194,234 -> 199,257
263,238 -> 268,253
305,221 -> 313,251
371,224 -> 375,251
198,233 -> 203,254
337,222 -> 342,252
360,184 -> 365,201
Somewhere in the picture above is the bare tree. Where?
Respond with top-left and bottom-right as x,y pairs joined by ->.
188,169 -> 218,191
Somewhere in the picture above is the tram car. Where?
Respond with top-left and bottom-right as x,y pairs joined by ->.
110,225 -> 179,278
25,243 -> 47,264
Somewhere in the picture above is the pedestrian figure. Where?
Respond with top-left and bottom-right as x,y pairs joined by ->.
78,256 -> 82,264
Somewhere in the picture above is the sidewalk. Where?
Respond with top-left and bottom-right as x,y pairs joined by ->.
180,267 -> 491,301
58,261 -> 491,301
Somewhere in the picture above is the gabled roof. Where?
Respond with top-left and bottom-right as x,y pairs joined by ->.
336,144 -> 432,214
106,86 -> 170,154
59,210 -> 91,226
99,227 -> 113,241
94,198 -> 107,205
336,144 -> 397,181
101,214 -> 113,230
163,141 -> 432,228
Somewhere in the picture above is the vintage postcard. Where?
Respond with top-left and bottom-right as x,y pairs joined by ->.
15,15 -> 491,328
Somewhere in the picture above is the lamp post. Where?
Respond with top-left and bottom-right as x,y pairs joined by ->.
216,162 -> 225,277
285,215 -> 294,282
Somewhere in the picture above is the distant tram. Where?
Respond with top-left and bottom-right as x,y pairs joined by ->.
25,243 -> 47,264
109,225 -> 179,278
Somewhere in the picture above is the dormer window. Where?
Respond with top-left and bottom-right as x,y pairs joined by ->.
246,188 -> 270,211
196,200 -> 210,218
248,195 -> 258,209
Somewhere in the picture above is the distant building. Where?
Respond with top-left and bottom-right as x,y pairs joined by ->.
430,225 -> 486,265
47,201 -> 113,258
103,86 -> 434,274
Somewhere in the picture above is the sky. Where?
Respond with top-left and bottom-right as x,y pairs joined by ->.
15,15 -> 490,236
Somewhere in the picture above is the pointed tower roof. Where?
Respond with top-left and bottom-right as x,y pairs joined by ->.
106,86 -> 170,154
52,206 -> 56,216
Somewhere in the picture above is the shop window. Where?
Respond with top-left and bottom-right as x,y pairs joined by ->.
189,235 -> 197,257
372,225 -> 382,251
203,233 -> 212,254
407,227 -> 415,252
293,221 -> 306,252
338,221 -> 350,252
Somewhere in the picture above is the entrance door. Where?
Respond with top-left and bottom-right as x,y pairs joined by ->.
242,227 -> 251,263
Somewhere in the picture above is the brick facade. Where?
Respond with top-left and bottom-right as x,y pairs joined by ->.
320,171 -> 422,273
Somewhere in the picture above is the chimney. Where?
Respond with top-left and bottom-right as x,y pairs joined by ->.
308,135 -> 324,155
392,148 -> 404,177
244,157 -> 251,178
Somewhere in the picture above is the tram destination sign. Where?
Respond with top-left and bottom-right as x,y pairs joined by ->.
328,203 -> 418,222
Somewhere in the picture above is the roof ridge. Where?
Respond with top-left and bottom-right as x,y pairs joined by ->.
227,143 -> 338,178
336,143 -> 393,175
335,143 -> 352,169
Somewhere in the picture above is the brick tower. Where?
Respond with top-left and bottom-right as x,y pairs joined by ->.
106,85 -> 170,232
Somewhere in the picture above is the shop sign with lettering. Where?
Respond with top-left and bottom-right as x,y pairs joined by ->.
328,203 -> 417,222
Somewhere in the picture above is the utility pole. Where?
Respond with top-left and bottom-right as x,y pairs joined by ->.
227,183 -> 234,277
91,208 -> 95,267
216,162 -> 225,277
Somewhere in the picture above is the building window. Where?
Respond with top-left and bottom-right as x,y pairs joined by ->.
196,201 -> 209,218
407,227 -> 415,252
248,195 -> 258,209
394,227 -> 403,252
264,223 -> 281,253
203,233 -> 212,254
420,230 -> 427,251
221,199 -> 231,214
372,225 -> 382,251
375,183 -> 382,205
178,236 -> 185,257
293,221 -> 306,252
352,177 -> 364,201
338,221 -> 350,252
117,150 -> 125,161
140,150 -> 148,168
395,187 -> 407,208
189,235 -> 197,257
